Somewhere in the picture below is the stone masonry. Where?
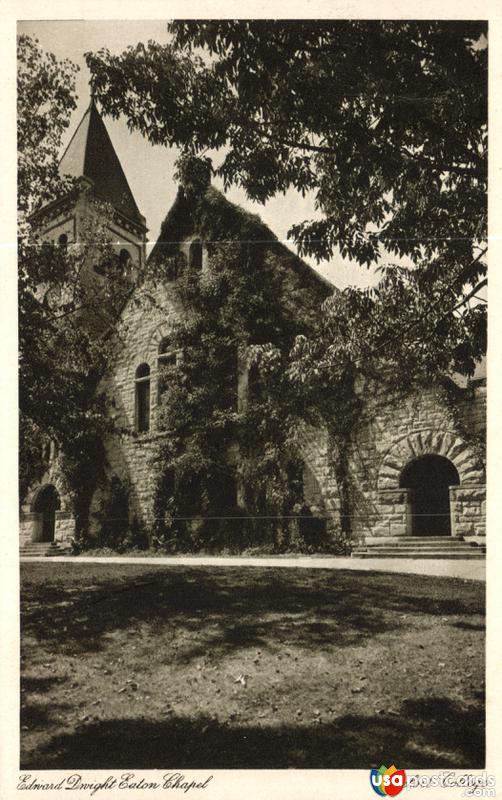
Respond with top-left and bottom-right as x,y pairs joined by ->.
346,381 -> 485,545
21,101 -> 486,552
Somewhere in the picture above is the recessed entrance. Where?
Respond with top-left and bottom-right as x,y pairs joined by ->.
33,485 -> 60,542
399,455 -> 460,536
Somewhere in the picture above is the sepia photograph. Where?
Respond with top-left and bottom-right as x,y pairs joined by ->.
14,15 -> 487,781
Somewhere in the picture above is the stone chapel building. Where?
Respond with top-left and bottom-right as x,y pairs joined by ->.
19,101 -> 487,558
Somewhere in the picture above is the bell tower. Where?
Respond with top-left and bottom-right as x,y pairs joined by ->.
20,99 -> 149,552
30,97 -> 147,283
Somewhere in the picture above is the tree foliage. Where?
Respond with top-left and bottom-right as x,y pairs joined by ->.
85,20 -> 487,378
86,22 -> 486,260
18,25 -> 487,549
18,35 -> 78,227
82,22 -> 488,550
17,36 -> 129,532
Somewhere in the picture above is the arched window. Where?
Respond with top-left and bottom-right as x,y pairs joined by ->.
135,363 -> 151,433
58,233 -> 68,250
119,248 -> 131,272
189,239 -> 203,270
157,338 -> 177,401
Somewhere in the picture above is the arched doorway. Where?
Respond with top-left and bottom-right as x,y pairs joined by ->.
400,455 -> 460,536
33,485 -> 60,542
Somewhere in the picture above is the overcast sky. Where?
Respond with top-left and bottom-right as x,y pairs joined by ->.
18,19 -> 382,289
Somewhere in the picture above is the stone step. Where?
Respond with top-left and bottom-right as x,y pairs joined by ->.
20,542 -> 67,547
364,535 -> 472,542
357,535 -> 484,545
353,550 -> 486,560
21,543 -> 57,547
20,544 -> 61,549
353,534 -> 486,558
353,543 -> 485,558
354,543 -> 485,551
362,540 -> 482,549
20,542 -> 69,557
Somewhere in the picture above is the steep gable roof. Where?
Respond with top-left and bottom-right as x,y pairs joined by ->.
59,99 -> 144,227
149,184 -> 333,296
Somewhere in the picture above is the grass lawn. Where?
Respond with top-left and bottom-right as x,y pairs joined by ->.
20,562 -> 485,769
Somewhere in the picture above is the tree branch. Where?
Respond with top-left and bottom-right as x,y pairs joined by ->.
245,118 -> 486,179
449,279 -> 487,314
356,254 -> 487,366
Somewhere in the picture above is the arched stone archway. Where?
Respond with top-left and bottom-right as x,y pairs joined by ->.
374,429 -> 485,540
20,479 -> 75,549
32,484 -> 61,542
399,454 -> 460,535
377,429 -> 484,490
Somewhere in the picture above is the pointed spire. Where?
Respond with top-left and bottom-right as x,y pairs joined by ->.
59,97 -> 145,227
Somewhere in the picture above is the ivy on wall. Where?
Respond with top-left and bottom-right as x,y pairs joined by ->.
147,181 -> 337,553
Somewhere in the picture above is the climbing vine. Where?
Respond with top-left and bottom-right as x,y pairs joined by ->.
145,168 -> 488,554
148,180 -> 336,553
442,379 -> 486,469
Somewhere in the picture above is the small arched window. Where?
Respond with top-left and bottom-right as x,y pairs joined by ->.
119,248 -> 131,272
189,239 -> 203,271
58,233 -> 68,251
135,363 -> 151,433
157,337 -> 177,401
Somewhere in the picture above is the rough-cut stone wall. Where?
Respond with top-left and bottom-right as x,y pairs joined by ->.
450,485 -> 486,538
344,382 -> 486,544
100,288 -> 343,538
457,383 -> 486,439
295,424 -> 341,537
19,513 -> 40,546
99,280 -> 185,532
54,511 -> 76,543
98,225 -> 331,539
100,288 -> 487,548
21,290 -> 487,551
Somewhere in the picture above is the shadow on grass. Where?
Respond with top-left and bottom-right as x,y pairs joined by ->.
451,621 -> 486,632
21,696 -> 484,770
21,676 -> 63,693
20,565 -> 485,661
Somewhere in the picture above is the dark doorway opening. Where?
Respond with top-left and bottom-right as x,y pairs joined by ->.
399,455 -> 460,536
33,485 -> 61,542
